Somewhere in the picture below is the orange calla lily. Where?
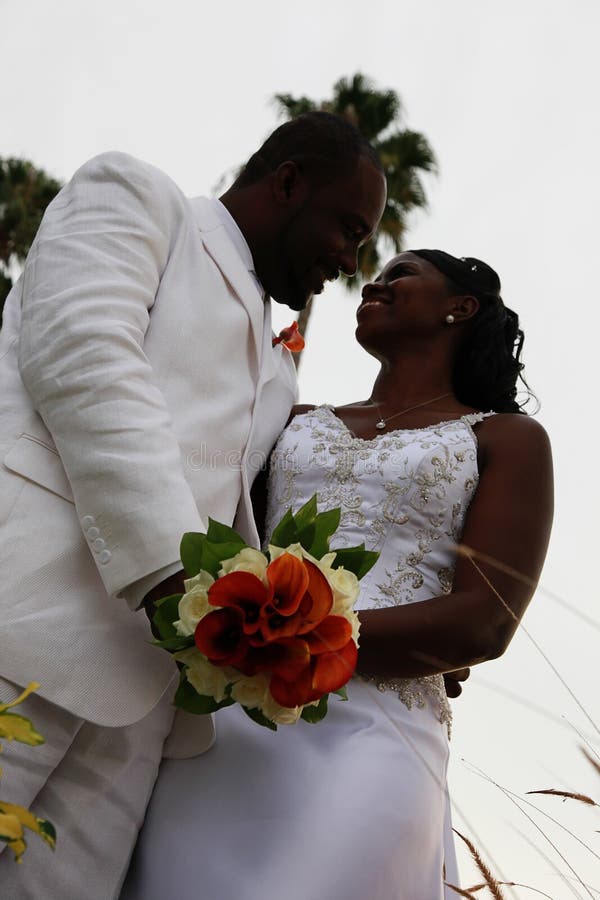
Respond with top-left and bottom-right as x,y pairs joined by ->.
269,634 -> 357,708
296,561 -> 334,632
208,571 -> 270,635
258,556 -> 333,644
312,639 -> 358,695
304,615 -> 352,654
256,637 -> 312,683
272,321 -> 305,352
270,665 -> 314,708
266,553 -> 310,615
195,607 -> 252,670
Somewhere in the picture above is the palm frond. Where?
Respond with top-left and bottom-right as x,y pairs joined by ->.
331,73 -> 401,141
272,94 -> 317,120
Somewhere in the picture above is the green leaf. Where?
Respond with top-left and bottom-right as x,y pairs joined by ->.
180,533 -> 209,577
242,706 -> 277,731
37,819 -> 57,847
180,532 -> 224,578
208,541 -> 249,568
333,685 -> 348,701
269,508 -> 298,549
174,676 -> 234,715
305,508 -> 341,559
296,522 -> 316,553
151,634 -> 194,652
300,694 -> 329,723
293,494 -> 318,532
152,594 -> 183,640
199,542 -> 223,578
332,546 -> 379,579
205,519 -> 247,549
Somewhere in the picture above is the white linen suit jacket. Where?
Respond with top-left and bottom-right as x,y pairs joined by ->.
0,152 -> 297,729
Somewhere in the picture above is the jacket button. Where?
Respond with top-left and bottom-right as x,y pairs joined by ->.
81,515 -> 95,530
87,527 -> 100,540
92,538 -> 106,552
98,549 -> 112,564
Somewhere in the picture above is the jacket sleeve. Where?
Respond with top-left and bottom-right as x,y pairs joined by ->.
18,152 -> 204,598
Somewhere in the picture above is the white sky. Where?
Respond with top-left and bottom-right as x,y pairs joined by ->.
2,1 -> 599,894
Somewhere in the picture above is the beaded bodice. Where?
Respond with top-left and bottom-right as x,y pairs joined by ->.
264,405 -> 493,732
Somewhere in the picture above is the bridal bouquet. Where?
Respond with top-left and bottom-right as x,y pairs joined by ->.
152,496 -> 377,729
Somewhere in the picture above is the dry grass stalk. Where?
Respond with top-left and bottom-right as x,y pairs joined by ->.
526,788 -> 597,806
444,883 -> 479,898
463,884 -> 556,900
460,548 -> 600,739
581,746 -> 600,777
458,543 -> 600,632
452,829 -> 507,900
510,824 -> 589,900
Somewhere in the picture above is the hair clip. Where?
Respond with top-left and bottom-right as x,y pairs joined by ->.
460,257 -> 478,273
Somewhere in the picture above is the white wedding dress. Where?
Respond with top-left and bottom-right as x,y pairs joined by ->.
122,406 -> 492,900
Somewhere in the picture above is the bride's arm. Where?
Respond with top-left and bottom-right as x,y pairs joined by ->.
357,414 -> 554,678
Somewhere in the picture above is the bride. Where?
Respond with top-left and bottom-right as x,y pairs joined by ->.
121,249 -> 553,900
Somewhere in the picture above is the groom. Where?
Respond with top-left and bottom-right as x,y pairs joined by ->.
0,112 -> 387,897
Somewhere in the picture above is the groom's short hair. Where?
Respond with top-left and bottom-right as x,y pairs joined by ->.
235,111 -> 382,189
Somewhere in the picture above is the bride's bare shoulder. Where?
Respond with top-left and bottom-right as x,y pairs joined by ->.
285,403 -> 317,427
291,403 -> 317,415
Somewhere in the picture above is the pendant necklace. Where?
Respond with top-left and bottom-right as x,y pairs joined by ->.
372,392 -> 453,430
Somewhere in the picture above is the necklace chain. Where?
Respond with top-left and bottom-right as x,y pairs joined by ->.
371,392 -> 453,430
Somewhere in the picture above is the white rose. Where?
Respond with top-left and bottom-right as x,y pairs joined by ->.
261,689 -> 302,725
219,548 -> 269,584
347,609 -> 361,647
326,567 -> 360,616
174,570 -> 215,636
267,543 -> 322,565
268,543 -> 303,563
174,648 -> 230,703
230,673 -> 270,709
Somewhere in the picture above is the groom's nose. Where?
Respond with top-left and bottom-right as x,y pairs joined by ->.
339,245 -> 359,278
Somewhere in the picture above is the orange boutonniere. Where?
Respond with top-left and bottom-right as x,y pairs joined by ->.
272,321 -> 305,352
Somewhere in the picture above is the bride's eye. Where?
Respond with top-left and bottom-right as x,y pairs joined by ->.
387,264 -> 409,280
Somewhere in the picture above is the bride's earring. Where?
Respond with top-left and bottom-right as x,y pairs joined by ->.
445,314 -> 455,324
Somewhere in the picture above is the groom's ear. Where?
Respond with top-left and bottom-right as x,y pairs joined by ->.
271,161 -> 308,207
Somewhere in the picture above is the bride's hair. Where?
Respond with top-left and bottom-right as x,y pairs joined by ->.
410,249 -> 534,414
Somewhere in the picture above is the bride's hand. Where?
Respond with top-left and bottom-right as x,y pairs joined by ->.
443,668 -> 470,698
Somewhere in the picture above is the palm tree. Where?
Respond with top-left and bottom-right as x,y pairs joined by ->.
272,73 -> 437,362
0,157 -> 62,323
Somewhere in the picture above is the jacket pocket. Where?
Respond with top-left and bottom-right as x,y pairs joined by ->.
3,433 -> 74,503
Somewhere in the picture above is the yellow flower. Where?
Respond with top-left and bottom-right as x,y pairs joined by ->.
0,801 -> 56,862
0,683 -> 57,862
0,811 -> 26,862
0,682 -> 45,775
0,681 -> 40,714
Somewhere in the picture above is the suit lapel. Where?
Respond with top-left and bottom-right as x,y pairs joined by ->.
189,196 -> 297,395
189,197 -> 264,369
